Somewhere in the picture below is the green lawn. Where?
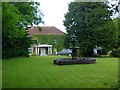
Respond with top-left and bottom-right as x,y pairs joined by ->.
2,56 -> 118,88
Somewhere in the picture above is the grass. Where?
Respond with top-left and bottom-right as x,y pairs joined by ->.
2,56 -> 118,88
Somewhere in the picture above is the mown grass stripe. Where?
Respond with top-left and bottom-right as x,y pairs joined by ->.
2,56 -> 118,88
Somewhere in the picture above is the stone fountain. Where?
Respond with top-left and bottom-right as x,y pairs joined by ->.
54,34 -> 96,65
69,34 -> 79,60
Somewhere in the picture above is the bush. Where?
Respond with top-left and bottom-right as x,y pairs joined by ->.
32,53 -> 36,56
110,47 -> 120,57
117,47 -> 120,57
2,36 -> 32,59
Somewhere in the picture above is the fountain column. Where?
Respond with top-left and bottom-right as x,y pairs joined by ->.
54,33 -> 96,65
70,34 -> 79,60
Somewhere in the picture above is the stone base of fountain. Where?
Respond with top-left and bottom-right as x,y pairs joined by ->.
54,58 -> 96,65
54,34 -> 96,65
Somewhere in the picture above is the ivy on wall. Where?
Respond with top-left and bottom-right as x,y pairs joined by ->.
33,34 -> 65,52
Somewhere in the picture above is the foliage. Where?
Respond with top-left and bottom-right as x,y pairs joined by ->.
33,34 -> 65,52
2,2 -> 23,58
11,2 -> 44,26
37,26 -> 42,32
110,47 -> 120,57
1,0 -> 28,2
2,2 -> 21,38
2,2 -> 43,58
114,18 -> 120,48
110,18 -> 120,57
64,2 -> 117,56
2,56 -> 118,88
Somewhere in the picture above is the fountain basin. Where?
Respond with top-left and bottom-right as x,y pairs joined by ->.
54,58 -> 96,65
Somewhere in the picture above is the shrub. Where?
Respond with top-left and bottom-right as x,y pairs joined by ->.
117,47 -> 120,57
110,47 -> 120,57
32,53 -> 36,56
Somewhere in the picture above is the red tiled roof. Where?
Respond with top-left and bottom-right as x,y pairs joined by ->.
27,26 -> 64,35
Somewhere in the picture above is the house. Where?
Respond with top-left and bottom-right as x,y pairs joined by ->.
27,26 -> 65,56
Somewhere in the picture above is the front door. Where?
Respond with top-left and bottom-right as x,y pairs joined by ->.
40,48 -> 47,56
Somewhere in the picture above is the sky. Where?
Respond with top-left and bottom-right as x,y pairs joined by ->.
35,0 -> 74,33
32,0 -> 119,33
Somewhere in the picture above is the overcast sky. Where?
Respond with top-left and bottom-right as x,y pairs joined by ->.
33,0 -> 119,33
34,0 -> 74,33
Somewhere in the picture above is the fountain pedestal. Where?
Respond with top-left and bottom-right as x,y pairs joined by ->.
69,47 -> 79,60
54,34 -> 96,65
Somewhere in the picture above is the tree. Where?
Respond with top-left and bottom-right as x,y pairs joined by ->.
2,2 -> 22,58
2,2 -> 43,58
11,2 -> 44,26
64,2 -> 117,56
110,18 -> 120,57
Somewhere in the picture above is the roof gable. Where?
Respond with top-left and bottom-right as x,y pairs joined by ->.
27,26 -> 65,35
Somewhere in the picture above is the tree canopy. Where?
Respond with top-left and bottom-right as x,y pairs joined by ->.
2,2 -> 43,58
64,2 -> 117,56
110,18 -> 120,57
